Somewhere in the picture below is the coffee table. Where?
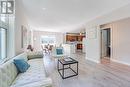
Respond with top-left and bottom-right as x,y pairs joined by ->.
57,57 -> 78,79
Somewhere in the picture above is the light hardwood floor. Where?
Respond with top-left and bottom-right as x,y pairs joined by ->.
43,52 -> 130,87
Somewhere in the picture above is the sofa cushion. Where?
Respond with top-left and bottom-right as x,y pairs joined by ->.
13,53 -> 28,62
14,59 -> 30,73
0,61 -> 18,87
0,53 -> 27,87
11,59 -> 47,87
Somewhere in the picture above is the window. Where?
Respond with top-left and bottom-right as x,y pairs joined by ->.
41,36 -> 56,45
0,0 -> 15,63
0,28 -> 7,60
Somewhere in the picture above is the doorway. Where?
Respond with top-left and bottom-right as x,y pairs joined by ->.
101,28 -> 111,60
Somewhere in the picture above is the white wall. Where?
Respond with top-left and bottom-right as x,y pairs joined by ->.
15,0 -> 29,55
86,26 -> 100,63
33,31 -> 64,51
85,3 -> 130,63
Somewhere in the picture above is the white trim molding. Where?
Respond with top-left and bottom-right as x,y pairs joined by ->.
86,58 -> 100,63
111,59 -> 130,66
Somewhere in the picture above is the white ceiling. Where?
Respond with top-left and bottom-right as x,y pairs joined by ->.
20,0 -> 130,32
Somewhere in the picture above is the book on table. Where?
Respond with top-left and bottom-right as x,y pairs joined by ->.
64,57 -> 73,62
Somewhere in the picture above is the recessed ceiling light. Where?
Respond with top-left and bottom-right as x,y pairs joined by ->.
42,8 -> 46,10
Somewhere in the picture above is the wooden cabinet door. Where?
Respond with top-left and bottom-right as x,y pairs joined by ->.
77,44 -> 82,50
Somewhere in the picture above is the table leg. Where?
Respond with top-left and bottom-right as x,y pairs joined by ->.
57,60 -> 59,70
77,62 -> 78,75
62,64 -> 64,78
69,64 -> 71,68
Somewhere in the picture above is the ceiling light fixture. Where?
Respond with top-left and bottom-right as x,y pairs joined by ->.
80,32 -> 82,35
42,8 -> 46,10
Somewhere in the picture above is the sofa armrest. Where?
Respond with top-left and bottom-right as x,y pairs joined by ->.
11,78 -> 52,87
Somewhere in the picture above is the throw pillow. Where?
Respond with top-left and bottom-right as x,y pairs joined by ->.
14,59 -> 30,73
56,48 -> 63,55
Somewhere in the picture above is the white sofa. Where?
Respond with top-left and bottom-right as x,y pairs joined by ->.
0,53 -> 52,87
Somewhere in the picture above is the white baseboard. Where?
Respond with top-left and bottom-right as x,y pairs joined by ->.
111,59 -> 130,66
86,58 -> 100,63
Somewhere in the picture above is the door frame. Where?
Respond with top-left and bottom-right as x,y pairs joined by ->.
100,26 -> 113,60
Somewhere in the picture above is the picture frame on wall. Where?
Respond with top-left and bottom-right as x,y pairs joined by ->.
87,27 -> 97,39
1,1 -> 14,14
21,25 -> 27,48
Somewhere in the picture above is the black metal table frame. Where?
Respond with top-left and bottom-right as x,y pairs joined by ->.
57,59 -> 78,79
